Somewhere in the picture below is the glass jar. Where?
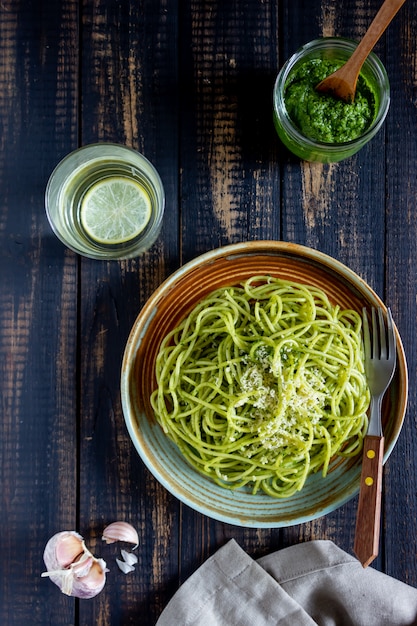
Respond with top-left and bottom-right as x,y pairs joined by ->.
273,38 -> 390,163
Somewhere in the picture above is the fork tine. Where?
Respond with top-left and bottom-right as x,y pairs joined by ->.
371,307 -> 378,358
387,307 -> 396,361
362,307 -> 371,360
378,307 -> 387,359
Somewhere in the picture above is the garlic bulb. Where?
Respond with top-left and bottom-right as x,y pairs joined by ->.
42,522 -> 139,595
102,521 -> 139,549
42,531 -> 107,598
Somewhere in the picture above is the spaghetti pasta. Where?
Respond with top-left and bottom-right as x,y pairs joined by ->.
150,276 -> 370,498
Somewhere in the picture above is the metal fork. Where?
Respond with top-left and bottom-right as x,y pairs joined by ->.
354,307 -> 397,568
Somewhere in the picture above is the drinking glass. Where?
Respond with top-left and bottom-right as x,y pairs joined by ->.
45,143 -> 165,260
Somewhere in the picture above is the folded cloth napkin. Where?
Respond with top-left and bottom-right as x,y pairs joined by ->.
156,539 -> 417,625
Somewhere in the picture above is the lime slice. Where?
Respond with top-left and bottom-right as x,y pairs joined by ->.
80,177 -> 152,244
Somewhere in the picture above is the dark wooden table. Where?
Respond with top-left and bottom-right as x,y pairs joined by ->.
1,0 -> 417,624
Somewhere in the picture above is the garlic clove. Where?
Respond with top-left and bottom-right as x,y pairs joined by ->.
42,531 -> 107,598
71,553 -> 94,579
102,521 -> 139,549
70,558 -> 107,599
115,549 -> 138,574
43,531 -> 85,570
116,558 -> 135,574
120,549 -> 138,567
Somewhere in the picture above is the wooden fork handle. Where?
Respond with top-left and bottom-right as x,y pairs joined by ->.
354,435 -> 384,568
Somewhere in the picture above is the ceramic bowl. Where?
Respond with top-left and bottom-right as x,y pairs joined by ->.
121,241 -> 408,527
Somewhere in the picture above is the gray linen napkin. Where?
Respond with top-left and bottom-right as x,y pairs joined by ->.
156,539 -> 417,625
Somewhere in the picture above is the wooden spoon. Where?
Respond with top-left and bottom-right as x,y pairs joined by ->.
316,0 -> 407,103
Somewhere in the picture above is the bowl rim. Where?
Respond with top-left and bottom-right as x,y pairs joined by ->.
121,241 -> 408,527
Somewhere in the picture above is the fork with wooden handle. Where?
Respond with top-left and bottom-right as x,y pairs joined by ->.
354,307 -> 396,568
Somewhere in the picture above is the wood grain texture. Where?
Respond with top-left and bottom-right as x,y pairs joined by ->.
0,0 -> 79,624
273,0 -> 387,564
180,0 -> 281,262
1,0 -> 417,624
77,2 -> 180,624
383,0 -> 417,585
177,0 -> 282,586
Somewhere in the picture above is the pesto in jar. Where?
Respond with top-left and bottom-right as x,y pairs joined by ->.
284,59 -> 377,143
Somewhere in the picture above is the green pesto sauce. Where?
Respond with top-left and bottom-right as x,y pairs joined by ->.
284,59 -> 377,143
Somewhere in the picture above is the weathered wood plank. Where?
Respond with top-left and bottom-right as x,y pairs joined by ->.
383,0 -> 417,586
175,0 -> 282,587
179,0 -> 281,264
278,0 -> 389,571
77,1 -> 180,624
0,0 -> 79,624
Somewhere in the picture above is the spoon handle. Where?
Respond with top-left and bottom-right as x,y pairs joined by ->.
346,0 -> 407,78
